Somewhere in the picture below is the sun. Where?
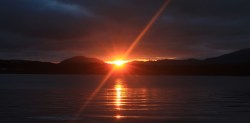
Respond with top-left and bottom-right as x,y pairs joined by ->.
107,60 -> 128,67
113,60 -> 126,66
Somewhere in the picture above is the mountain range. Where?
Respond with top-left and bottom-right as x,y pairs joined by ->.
1,48 -> 250,75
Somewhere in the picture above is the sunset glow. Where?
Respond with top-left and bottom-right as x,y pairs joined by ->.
114,60 -> 126,66
70,0 -> 171,122
107,60 -> 128,67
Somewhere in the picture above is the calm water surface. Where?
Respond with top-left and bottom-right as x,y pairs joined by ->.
0,74 -> 250,123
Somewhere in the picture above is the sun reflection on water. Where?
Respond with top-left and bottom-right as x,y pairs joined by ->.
114,78 -> 126,119
115,114 -> 122,119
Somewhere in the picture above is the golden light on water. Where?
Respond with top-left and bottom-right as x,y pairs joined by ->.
115,115 -> 122,119
115,84 -> 122,109
114,79 -> 126,119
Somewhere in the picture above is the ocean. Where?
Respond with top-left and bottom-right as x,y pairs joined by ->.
0,74 -> 250,123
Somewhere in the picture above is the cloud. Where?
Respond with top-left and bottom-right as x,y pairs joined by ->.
0,0 -> 99,39
0,0 -> 250,61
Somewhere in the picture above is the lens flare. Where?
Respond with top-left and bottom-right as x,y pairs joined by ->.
70,1 -> 171,122
121,0 -> 171,60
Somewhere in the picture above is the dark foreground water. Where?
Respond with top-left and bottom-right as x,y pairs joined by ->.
0,74 -> 250,123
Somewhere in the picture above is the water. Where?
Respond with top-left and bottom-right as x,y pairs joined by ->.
0,74 -> 250,123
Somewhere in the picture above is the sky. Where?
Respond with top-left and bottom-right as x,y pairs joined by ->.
0,0 -> 250,62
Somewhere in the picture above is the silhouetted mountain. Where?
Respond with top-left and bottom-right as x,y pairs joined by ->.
0,48 -> 250,75
152,59 -> 202,65
57,56 -> 109,74
0,59 -> 56,74
126,48 -> 250,75
205,48 -> 250,64
0,56 -> 108,74
60,56 -> 104,65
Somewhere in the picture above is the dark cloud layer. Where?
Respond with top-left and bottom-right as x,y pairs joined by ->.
0,0 -> 250,61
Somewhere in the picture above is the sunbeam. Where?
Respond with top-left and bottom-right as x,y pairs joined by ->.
70,0 -> 171,122
122,0 -> 171,59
